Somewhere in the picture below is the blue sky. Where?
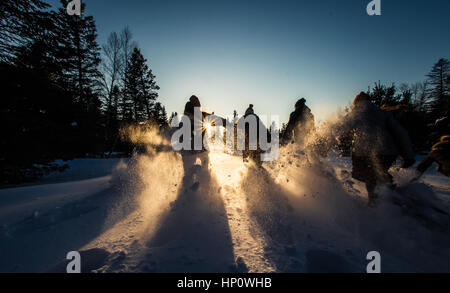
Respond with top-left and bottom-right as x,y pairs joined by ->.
49,0 -> 450,123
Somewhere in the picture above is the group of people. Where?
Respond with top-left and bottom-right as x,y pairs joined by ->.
180,93 -> 449,207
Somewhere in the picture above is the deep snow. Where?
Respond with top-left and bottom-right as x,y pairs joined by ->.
0,148 -> 449,273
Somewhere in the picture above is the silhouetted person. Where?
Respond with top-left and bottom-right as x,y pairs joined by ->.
180,95 -> 228,178
245,104 -> 254,116
239,104 -> 269,166
416,135 -> 450,177
184,95 -> 204,119
338,92 -> 415,207
181,95 -> 212,179
283,98 -> 315,146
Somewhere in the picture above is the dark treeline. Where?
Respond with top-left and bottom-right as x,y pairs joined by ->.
279,58 -> 449,154
0,0 -> 167,184
364,58 -> 449,151
305,58 -> 450,156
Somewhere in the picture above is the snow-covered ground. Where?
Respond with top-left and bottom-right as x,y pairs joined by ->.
0,149 -> 449,273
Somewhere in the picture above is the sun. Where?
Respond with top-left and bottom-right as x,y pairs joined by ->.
204,122 -> 213,134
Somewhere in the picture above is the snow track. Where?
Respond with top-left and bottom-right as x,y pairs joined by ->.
209,153 -> 276,273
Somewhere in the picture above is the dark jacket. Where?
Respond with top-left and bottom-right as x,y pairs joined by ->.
236,112 -> 271,153
339,101 -> 414,160
183,101 -> 208,151
284,105 -> 315,143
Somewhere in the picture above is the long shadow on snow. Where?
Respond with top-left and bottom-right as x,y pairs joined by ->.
135,152 -> 237,273
241,165 -> 359,273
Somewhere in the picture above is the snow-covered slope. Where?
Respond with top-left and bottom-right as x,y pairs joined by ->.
0,150 -> 449,273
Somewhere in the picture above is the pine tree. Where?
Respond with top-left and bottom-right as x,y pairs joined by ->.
48,0 -> 104,155
122,48 -> 159,122
152,102 -> 168,127
0,0 -> 49,63
426,58 -> 450,117
159,104 -> 168,126
53,0 -> 102,111
367,81 -> 401,107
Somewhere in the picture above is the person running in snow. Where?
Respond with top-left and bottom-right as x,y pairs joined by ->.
283,98 -> 315,146
416,135 -> 450,177
180,95 -> 213,175
337,92 -> 415,207
245,104 -> 254,116
183,95 -> 208,147
181,95 -> 227,169
238,104 -> 270,165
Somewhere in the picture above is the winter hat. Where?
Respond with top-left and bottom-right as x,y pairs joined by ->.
189,95 -> 201,107
245,105 -> 254,116
295,98 -> 306,110
353,92 -> 371,106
